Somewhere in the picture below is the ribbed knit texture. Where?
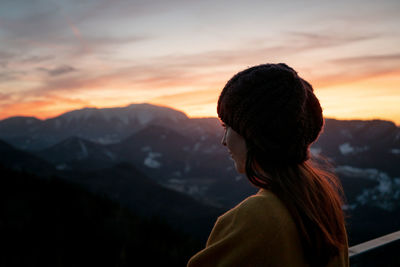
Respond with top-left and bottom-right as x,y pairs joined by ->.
217,63 -> 323,167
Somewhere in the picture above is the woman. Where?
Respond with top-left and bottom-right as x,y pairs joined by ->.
187,63 -> 349,267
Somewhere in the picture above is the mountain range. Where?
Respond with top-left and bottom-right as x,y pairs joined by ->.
1,103 -> 400,245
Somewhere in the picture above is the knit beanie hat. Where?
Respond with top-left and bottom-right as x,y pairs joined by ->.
217,63 -> 323,167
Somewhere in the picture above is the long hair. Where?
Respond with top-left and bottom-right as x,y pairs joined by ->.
218,63 -> 347,267
246,153 -> 346,266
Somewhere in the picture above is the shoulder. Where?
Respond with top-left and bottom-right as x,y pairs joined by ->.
207,189 -> 295,246
221,189 -> 293,228
238,189 -> 289,215
189,189 -> 308,266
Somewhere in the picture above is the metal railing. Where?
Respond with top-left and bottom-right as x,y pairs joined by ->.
349,230 -> 400,267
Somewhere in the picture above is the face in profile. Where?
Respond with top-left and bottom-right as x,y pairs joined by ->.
221,124 -> 247,174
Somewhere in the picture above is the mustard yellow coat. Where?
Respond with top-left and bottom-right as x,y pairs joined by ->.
187,189 -> 349,267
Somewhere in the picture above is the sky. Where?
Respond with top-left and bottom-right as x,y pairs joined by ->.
1,0 -> 400,124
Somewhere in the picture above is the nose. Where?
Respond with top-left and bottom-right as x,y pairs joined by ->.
221,130 -> 227,146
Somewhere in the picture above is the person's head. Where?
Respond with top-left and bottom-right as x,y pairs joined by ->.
217,63 -> 346,267
218,63 -> 323,180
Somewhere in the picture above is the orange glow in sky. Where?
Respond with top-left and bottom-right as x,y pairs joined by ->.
0,0 -> 399,125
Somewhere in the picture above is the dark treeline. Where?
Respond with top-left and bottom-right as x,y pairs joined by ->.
346,205 -> 400,246
0,164 -> 202,267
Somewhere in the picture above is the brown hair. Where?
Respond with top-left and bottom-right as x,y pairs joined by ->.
248,158 -> 346,266
218,63 -> 347,266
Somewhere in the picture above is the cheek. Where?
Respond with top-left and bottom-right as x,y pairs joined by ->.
225,128 -> 247,173
236,140 -> 247,162
231,142 -> 247,173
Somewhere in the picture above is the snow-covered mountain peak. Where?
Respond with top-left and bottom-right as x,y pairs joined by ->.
58,103 -> 189,125
59,107 -> 99,122
125,103 -> 189,124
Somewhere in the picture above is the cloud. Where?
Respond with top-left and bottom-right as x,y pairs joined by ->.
0,51 -> 15,68
314,69 -> 400,88
287,31 -> 375,48
21,55 -> 54,63
68,34 -> 152,58
0,94 -> 91,120
23,30 -> 381,98
310,53 -> 400,87
0,2 -> 62,41
0,70 -> 24,82
150,89 -> 219,106
70,0 -> 196,22
330,53 -> 400,65
148,31 -> 378,71
38,65 -> 77,76
148,89 -> 222,118
0,93 -> 12,103
0,0 -> 151,67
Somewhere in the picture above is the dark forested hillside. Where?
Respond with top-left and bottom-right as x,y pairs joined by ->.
1,104 -> 400,259
0,164 -> 202,267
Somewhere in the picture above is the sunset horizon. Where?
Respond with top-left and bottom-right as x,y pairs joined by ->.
1,0 -> 399,125
1,1 -> 400,264
2,100 -> 400,127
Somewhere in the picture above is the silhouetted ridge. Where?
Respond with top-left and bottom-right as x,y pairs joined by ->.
0,139 -> 54,174
37,136 -> 117,170
0,164 -> 202,266
60,163 -> 223,241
